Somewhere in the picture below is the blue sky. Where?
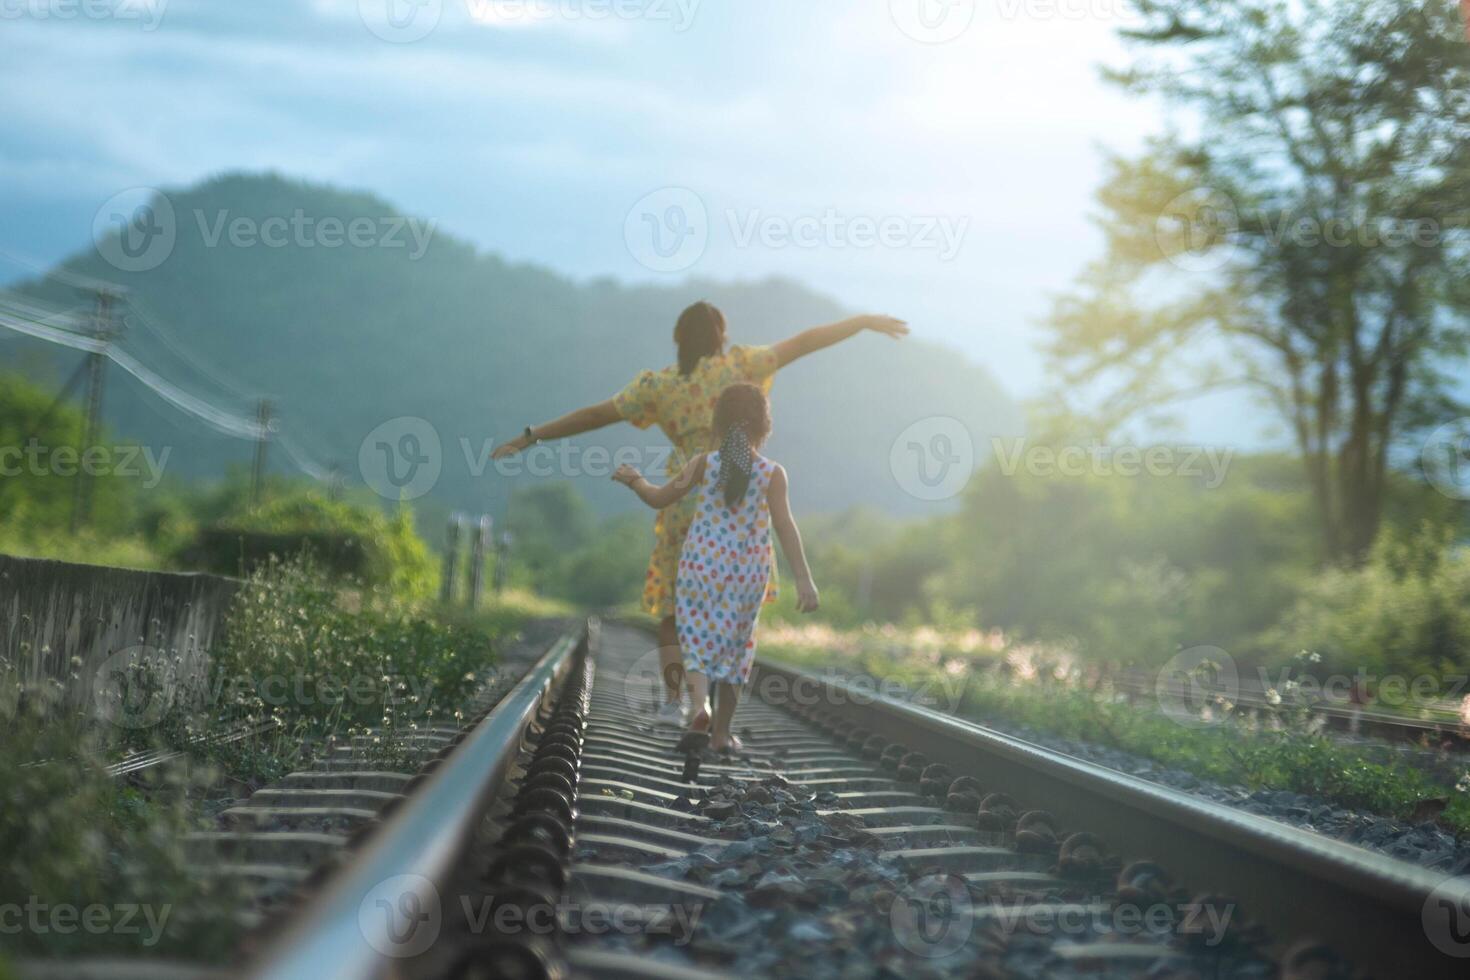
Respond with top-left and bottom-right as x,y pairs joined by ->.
1,0 -> 1258,431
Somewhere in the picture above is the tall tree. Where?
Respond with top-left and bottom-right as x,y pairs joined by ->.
1046,0 -> 1470,562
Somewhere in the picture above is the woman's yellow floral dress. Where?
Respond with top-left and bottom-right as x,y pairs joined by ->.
613,344 -> 779,618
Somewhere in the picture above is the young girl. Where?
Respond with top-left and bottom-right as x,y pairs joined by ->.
613,382 -> 819,753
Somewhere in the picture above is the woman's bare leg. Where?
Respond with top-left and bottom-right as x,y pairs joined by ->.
658,616 -> 684,704
686,672 -> 711,730
711,682 -> 741,749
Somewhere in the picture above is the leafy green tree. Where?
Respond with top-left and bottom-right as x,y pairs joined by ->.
1046,0 -> 1470,562
0,371 -> 134,535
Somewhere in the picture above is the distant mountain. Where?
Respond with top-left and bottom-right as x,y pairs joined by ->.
6,173 -> 1020,518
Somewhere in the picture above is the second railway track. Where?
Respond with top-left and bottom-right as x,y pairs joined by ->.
237,619 -> 1469,979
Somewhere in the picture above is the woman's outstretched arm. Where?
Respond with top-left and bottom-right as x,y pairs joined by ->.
771,314 -> 908,369
491,399 -> 622,459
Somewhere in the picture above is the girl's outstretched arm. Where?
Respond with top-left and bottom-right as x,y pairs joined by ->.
613,455 -> 707,510
768,465 -> 819,612
771,314 -> 908,369
492,399 -> 622,459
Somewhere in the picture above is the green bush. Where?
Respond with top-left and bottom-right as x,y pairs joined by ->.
199,490 -> 438,600
1266,522 -> 1470,680
181,557 -> 495,782
0,697 -> 240,958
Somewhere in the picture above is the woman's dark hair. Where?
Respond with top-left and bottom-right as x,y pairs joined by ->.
674,301 -> 727,376
712,383 -> 772,508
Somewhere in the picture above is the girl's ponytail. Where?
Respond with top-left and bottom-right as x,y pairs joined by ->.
716,422 -> 754,508
711,382 -> 772,509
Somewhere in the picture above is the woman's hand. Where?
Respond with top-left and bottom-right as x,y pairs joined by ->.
859,314 -> 909,339
491,433 -> 531,460
612,464 -> 643,487
796,578 -> 820,614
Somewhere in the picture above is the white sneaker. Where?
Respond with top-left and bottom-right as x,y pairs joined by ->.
654,701 -> 686,727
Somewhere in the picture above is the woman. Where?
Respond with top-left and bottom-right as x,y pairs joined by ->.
492,300 -> 907,722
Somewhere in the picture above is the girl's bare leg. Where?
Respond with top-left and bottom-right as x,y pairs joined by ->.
686,672 -> 712,730
711,682 -> 741,750
658,616 -> 684,704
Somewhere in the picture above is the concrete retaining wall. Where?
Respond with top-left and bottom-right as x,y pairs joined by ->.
0,554 -> 239,719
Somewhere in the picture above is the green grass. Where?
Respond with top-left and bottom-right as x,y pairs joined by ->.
763,625 -> 1470,838
3,557 -> 532,960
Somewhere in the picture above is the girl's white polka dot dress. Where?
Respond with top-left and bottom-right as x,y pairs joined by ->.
675,450 -> 776,685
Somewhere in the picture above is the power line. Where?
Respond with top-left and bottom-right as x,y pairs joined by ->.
0,247 -> 128,296
0,296 -> 335,484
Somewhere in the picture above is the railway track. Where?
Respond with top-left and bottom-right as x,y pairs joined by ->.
223,618 -> 1470,979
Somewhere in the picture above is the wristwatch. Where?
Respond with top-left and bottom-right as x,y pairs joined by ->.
523,425 -> 541,446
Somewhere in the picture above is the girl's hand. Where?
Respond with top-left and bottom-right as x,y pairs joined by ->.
612,464 -> 643,487
859,315 -> 909,339
796,579 -> 820,613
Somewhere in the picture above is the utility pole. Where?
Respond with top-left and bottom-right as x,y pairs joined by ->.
467,514 -> 492,609
440,514 -> 463,605
250,399 -> 273,509
70,287 -> 123,534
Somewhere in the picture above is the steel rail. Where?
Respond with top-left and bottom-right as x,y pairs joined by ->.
751,656 -> 1470,979
245,626 -> 586,980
